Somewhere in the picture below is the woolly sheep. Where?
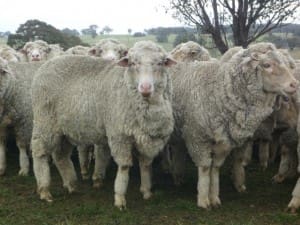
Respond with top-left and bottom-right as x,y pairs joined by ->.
88,38 -> 128,60
169,42 -> 298,209
64,45 -> 90,55
0,46 -> 22,62
0,57 -> 43,176
21,40 -> 52,62
219,46 -> 243,63
169,41 -> 212,62
48,44 -> 64,58
31,41 -> 176,209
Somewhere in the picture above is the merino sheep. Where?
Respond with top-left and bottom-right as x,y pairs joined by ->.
48,44 -> 64,58
0,57 -> 43,176
21,40 -> 52,62
169,41 -> 212,62
0,46 -> 22,62
88,38 -> 128,60
64,45 -> 90,55
169,42 -> 298,209
31,41 -> 176,208
219,46 -> 243,63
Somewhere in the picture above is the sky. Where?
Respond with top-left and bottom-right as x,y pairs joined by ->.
1,0 -> 184,34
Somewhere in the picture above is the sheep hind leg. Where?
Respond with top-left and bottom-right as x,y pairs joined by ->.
16,140 -> 30,176
92,144 -> 110,188
259,141 -> 269,170
32,136 -> 53,202
0,139 -> 6,176
52,139 -> 77,194
139,156 -> 153,200
273,145 -> 289,183
77,145 -> 91,180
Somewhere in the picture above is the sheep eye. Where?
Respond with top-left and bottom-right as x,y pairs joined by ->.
191,51 -> 196,55
262,63 -> 271,68
157,62 -> 163,66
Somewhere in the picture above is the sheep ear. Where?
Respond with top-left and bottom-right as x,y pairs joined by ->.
88,48 -> 96,56
117,57 -> 129,67
164,57 -> 177,67
20,49 -> 27,55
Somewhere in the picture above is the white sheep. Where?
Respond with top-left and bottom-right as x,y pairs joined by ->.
219,46 -> 243,63
170,42 -> 298,209
88,38 -> 128,61
31,41 -> 176,209
0,57 -> 43,176
21,40 -> 52,62
64,45 -> 90,55
169,41 -> 212,62
0,46 -> 22,62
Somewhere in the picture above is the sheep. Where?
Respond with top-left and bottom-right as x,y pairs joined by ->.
219,46 -> 243,63
64,45 -> 90,55
0,46 -> 22,62
169,42 -> 298,209
20,40 -> 52,62
48,44 -> 64,58
31,41 -> 176,209
169,41 -> 212,62
88,38 -> 128,60
0,57 -> 43,176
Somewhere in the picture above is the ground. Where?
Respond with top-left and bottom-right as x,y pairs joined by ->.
0,147 -> 300,225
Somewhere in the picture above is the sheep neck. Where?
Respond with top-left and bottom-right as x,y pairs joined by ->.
215,63 -> 276,146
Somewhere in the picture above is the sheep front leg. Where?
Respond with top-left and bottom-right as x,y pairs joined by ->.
273,145 -> 289,183
210,143 -> 231,207
288,178 -> 300,213
32,137 -> 52,202
0,139 -> 6,176
139,156 -> 153,200
92,144 -> 110,188
52,140 -> 77,193
197,166 -> 210,209
232,142 -> 252,192
114,165 -> 130,210
16,140 -> 29,176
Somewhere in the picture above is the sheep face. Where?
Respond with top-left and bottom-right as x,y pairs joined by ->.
118,48 -> 176,98
89,43 -> 128,61
22,43 -> 51,62
243,50 -> 299,97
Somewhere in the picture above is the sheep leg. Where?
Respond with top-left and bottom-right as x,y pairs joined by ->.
92,144 -> 110,188
210,142 -> 231,207
232,142 -> 252,192
77,145 -> 91,180
114,165 -> 130,210
52,139 -> 77,193
273,145 -> 289,183
259,141 -> 269,169
32,137 -> 52,202
288,178 -> 300,213
197,166 -> 211,209
16,140 -> 29,176
170,143 -> 187,186
0,138 -> 6,176
269,137 -> 279,163
139,156 -> 153,200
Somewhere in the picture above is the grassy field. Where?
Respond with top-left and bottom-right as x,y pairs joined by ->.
0,147 -> 300,225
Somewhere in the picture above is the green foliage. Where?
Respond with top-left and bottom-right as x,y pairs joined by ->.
133,32 -> 146,37
61,28 -> 80,36
7,19 -> 87,50
156,32 -> 169,43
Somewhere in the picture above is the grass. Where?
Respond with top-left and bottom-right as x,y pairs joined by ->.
0,146 -> 300,225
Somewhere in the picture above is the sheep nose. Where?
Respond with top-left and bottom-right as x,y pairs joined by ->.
139,83 -> 152,97
290,80 -> 299,89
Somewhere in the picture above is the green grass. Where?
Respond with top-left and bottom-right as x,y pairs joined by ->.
0,148 -> 300,225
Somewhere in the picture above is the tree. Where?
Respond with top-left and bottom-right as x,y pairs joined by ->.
101,26 -> 113,35
61,28 -> 80,36
7,19 -> 87,50
81,25 -> 98,38
167,0 -> 300,53
128,28 -> 132,35
173,31 -> 196,47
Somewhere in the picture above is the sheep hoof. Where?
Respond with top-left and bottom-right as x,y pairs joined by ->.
197,196 -> 211,209
287,196 -> 300,214
210,196 -> 221,208
40,190 -> 53,203
272,174 -> 284,183
18,169 -> 29,176
235,184 -> 247,193
114,194 -> 126,210
142,191 -> 152,200
64,183 -> 77,194
93,179 -> 103,189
